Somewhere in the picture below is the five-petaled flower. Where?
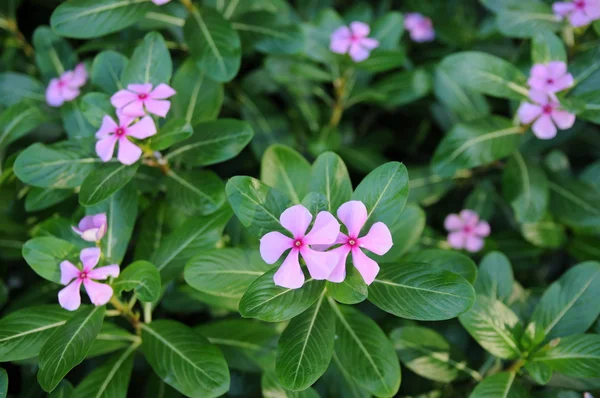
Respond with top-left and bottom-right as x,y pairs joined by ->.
330,21 -> 380,62
518,90 -> 575,139
326,201 -> 393,285
404,13 -> 435,42
58,248 -> 119,311
111,83 -> 176,118
72,213 -> 107,242
260,205 -> 340,289
527,61 -> 574,100
444,210 -> 490,253
46,63 -> 88,107
95,113 -> 157,165
553,0 -> 600,27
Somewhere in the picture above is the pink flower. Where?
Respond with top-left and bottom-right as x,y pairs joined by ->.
404,13 -> 435,42
518,90 -> 576,139
326,201 -> 393,285
330,22 -> 380,62
45,63 -> 88,107
95,113 -> 156,165
444,210 -> 490,253
553,0 -> 600,27
58,247 -> 119,311
152,0 -> 171,4
72,213 -> 107,242
111,83 -> 176,118
260,205 -> 340,289
527,61 -> 573,98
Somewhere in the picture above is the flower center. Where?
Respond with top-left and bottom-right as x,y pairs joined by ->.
79,271 -> 88,280
463,225 -> 473,234
546,78 -> 554,85
115,127 -> 126,137
58,79 -> 66,87
350,34 -> 360,43
575,0 -> 585,9
294,239 -> 303,248
138,93 -> 148,100
542,104 -> 554,114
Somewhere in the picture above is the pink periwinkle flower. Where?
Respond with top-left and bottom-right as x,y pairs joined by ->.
95,113 -> 156,165
404,13 -> 435,43
111,83 -> 176,118
152,0 -> 171,4
553,0 -> 600,27
72,213 -> 107,242
330,21 -> 380,62
45,63 -> 88,107
326,201 -> 393,285
518,90 -> 575,139
527,61 -> 574,98
260,205 -> 340,289
444,210 -> 490,253
58,247 -> 119,311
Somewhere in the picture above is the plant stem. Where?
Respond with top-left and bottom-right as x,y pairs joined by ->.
143,302 -> 152,323
109,296 -> 141,332
180,0 -> 194,12
0,17 -> 34,58
506,359 -> 526,373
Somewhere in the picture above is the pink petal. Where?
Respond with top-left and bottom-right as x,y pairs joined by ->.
84,279 -> 113,306
152,0 -> 171,4
337,200 -> 368,238
77,215 -> 96,231
527,76 -> 547,92
350,21 -> 370,37
117,137 -> 142,165
547,61 -> 567,78
551,109 -> 576,130
351,248 -> 379,285
448,231 -> 466,249
530,64 -> 548,79
311,232 -> 348,252
465,236 -> 485,253
460,209 -> 479,226
60,261 -> 80,285
144,99 -> 171,118
586,1 -> 600,18
58,280 -> 82,311
69,63 -> 88,88
116,112 -> 136,128
280,205 -> 312,239
260,231 -> 293,264
410,27 -> 435,42
331,26 -> 351,41
360,37 -> 379,50
121,100 -> 146,118
359,222 -> 393,255
88,264 -> 120,280
553,73 -> 574,92
46,79 -> 64,107
96,115 -> 118,139
349,43 -> 370,62
150,83 -> 176,99
518,103 -> 543,124
81,247 -> 101,271
126,116 -> 157,139
404,13 -> 423,30
532,114 -> 557,139
569,9 -> 592,26
326,245 -> 351,283
553,2 -> 576,16
273,249 -> 305,289
111,89 -> 137,108
61,86 -> 80,102
127,83 -> 153,94
81,228 -> 102,242
304,211 -> 340,246
300,246 -> 338,280
474,221 -> 491,237
444,214 -> 464,231
93,213 -> 108,240
96,135 -> 118,162
330,36 -> 351,54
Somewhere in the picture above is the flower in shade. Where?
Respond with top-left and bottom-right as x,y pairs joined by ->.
152,0 -> 171,4
518,90 -> 575,139
553,0 -> 600,27
72,213 -> 107,242
444,210 -> 490,253
46,63 -> 88,107
326,201 -> 393,285
58,247 -> 119,311
330,21 -> 380,62
111,83 -> 176,118
260,205 -> 340,289
527,61 -> 574,99
95,113 -> 156,165
404,13 -> 435,42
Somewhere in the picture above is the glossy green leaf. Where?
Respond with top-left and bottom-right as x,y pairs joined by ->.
79,163 -> 139,206
404,249 -> 478,284
371,69 -> 431,107
61,100 -> 97,140
91,51 -> 128,94
308,151 -> 352,213
532,334 -> 600,378
356,50 -> 406,73
524,361 -> 552,385
434,67 -> 490,122
261,370 -> 320,398
407,165 -> 456,206
87,322 -> 138,358
75,343 -> 136,397
25,187 -> 73,212
0,100 -> 48,151
464,182 -> 496,221
370,11 -> 403,50
234,12 -> 304,55
521,219 -> 566,249
0,368 -> 6,397
474,251 -> 514,302
494,3 -> 560,38
532,31 -> 567,63
261,144 -> 311,204
121,32 -> 172,86
22,237 -> 78,283
80,92 -> 113,128
549,174 -> 600,234
32,26 -> 77,80
0,72 -> 44,106
469,372 -> 528,398
380,204 -> 425,262
324,352 -> 371,398
113,260 -> 161,302
149,119 -> 193,151
165,169 -> 226,216
327,265 -> 368,305
503,152 -> 549,223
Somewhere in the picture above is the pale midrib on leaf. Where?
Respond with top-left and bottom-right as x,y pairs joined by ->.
0,108 -> 37,147
54,0 -> 149,25
513,152 -> 533,215
143,38 -> 155,84
500,372 -> 516,398
84,164 -> 127,203
292,291 -> 326,386
475,70 -> 529,96
145,12 -> 185,27
365,167 -> 399,224
272,154 -> 300,203
233,185 -> 281,226
231,23 -> 294,40
223,0 -> 239,19
191,7 -> 227,75
324,162 -> 332,212
0,321 -> 66,342
185,74 -> 204,123
445,127 -> 522,165
245,279 -> 315,313
167,170 -> 215,203
164,132 -> 248,160
549,182 -> 600,215
331,352 -> 364,398
476,313 -> 521,355
533,354 -> 600,361
206,337 -> 263,351
93,342 -> 138,398
373,278 -> 469,299
190,269 -> 263,276
21,158 -> 100,170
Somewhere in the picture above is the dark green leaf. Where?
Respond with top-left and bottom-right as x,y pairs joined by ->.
309,151 -> 352,213
149,119 -> 193,151
261,144 -> 311,204
87,322 -> 138,358
469,372 -> 528,398
79,163 -> 139,206
532,31 -> 567,63
549,174 -> 600,234
404,249 -> 478,285
503,153 -> 549,223
121,32 -> 172,86
0,101 -> 48,151
380,204 -> 425,262
61,100 -> 97,140
234,12 -> 304,55
75,344 -> 136,397
495,3 -> 560,38
327,265 -> 368,305
113,260 -> 161,302
33,26 -> 77,80
22,237 -> 78,283
25,188 -> 73,212
474,251 -> 514,302
165,169 -> 226,216
80,92 -> 113,128
434,67 -> 490,122
0,72 -> 44,106
532,334 -> 600,378
407,165 -> 456,206
370,12 -> 403,50
91,51 -> 128,94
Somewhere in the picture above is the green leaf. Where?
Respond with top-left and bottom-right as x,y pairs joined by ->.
121,32 -> 172,86
75,344 -> 136,397
503,152 -> 549,223
141,320 -> 230,398
494,3 -> 560,38
51,0 -> 154,39
32,26 -> 77,80
439,52 -> 528,100
532,334 -> 600,378
0,305 -> 71,361
370,69 -> 431,107
91,51 -> 128,94
49,380 -> 74,398
184,248 -> 270,311
239,268 -> 325,322
351,161 -> 409,230
171,59 -> 223,125
549,174 -> 600,234
529,261 -> 600,341
404,249 -> 478,284
25,187 -> 73,212
369,262 -> 475,321
87,322 -> 137,358
261,371 -> 320,398
524,361 -> 552,385
464,182 -> 496,221
327,265 -> 368,305
407,165 -> 456,206
356,50 -> 405,73
308,151 -> 352,213
37,306 -> 105,392
22,237 -> 78,283
324,352 -> 371,398
0,72 -> 44,106
431,116 -> 523,178
165,119 -> 253,167
532,31 -> 567,64
574,89 -> 600,124
0,368 -> 5,397
261,144 -> 311,204
80,92 -> 113,128
469,372 -> 528,398
474,251 -> 514,302
113,260 -> 161,302
184,6 -> 241,82
0,101 -> 48,151
165,169 -> 226,216
79,163 -> 139,206
329,300 -> 401,397
276,291 -> 335,391
61,100 -> 97,140
149,119 -> 193,151
380,204 -> 425,262
459,295 -> 522,359
521,219 -> 566,249
434,67 -> 490,122
234,12 -> 304,55
370,12 -> 403,50
14,141 -> 100,189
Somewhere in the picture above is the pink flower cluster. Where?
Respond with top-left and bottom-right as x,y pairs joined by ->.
45,64 -> 88,107
517,61 -> 575,139
553,0 -> 600,27
260,201 -> 393,289
444,210 -> 490,253
330,22 -> 379,62
404,13 -> 435,42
